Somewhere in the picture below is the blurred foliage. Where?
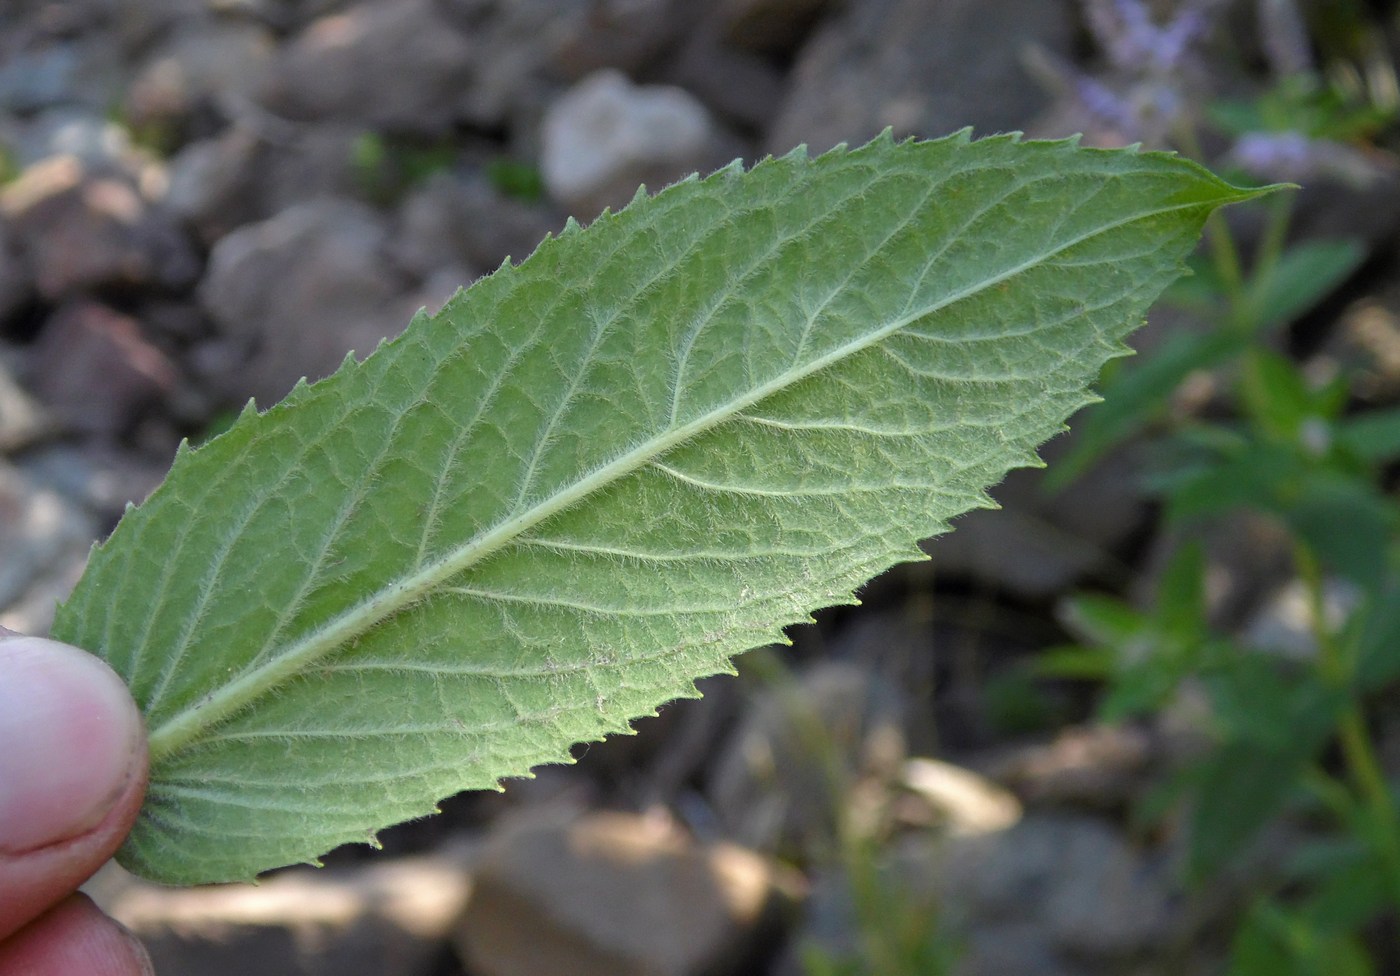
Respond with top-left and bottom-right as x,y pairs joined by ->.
1034,2 -> 1400,971
485,157 -> 544,203
350,130 -> 458,205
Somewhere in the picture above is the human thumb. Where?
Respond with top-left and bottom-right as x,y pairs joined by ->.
0,630 -> 147,939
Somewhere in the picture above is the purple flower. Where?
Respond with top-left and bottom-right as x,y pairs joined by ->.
1082,0 -> 1220,74
1229,131 -> 1392,185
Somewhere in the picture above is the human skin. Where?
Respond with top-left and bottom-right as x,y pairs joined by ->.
0,631 -> 153,976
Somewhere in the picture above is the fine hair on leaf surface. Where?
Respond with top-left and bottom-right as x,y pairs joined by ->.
52,129 -> 1274,885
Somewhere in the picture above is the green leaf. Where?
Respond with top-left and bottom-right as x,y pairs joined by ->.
1045,326 -> 1244,490
1244,238 -> 1366,330
52,132 -> 1266,885
1336,406 -> 1400,463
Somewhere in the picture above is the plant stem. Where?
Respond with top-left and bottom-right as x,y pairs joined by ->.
1296,542 -> 1400,917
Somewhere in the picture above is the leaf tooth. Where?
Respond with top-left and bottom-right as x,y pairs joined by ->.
559,216 -> 583,237
237,397 -> 258,422
627,182 -> 651,208
172,437 -> 192,461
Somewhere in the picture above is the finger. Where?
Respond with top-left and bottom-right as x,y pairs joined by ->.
0,894 -> 153,976
0,636 -> 147,940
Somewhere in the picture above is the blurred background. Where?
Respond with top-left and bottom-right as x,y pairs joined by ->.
4,0 -> 1400,973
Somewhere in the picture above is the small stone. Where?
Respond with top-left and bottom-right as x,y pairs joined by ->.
0,354 -> 51,451
978,723 -> 1155,812
390,170 -> 558,279
198,197 -> 417,404
900,758 -> 1022,835
99,844 -> 476,976
715,0 -> 834,55
540,69 -> 722,217
926,437 -> 1148,599
0,218 -> 32,325
29,301 -> 178,436
456,809 -> 789,976
954,924 -> 1071,976
1,154 -> 199,300
18,443 -> 167,524
171,120 -> 366,233
124,16 -> 277,131
660,19 -> 786,132
261,0 -> 477,134
0,107 -> 142,171
0,459 -> 97,635
709,661 -> 907,853
908,814 -> 1181,959
165,126 -> 265,244
766,0 -> 1074,155
0,33 -> 124,116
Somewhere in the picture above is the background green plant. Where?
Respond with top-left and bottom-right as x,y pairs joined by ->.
1037,48 -> 1400,974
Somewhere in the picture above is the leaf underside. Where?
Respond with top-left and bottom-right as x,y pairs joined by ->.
53,131 -> 1265,885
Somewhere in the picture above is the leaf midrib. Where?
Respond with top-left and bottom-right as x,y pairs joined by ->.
145,196 -> 1200,763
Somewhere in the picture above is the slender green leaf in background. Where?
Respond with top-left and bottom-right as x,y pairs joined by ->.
1047,236 -> 1361,490
53,131 -> 1268,885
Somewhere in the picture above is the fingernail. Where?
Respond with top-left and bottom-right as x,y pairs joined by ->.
0,637 -> 144,852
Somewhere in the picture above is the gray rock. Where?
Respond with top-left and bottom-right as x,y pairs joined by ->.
198,197 -> 417,404
927,437 -> 1148,599
171,119 -> 366,233
709,661 -> 907,853
261,0 -> 477,134
106,0 -> 224,55
546,0 -> 701,80
258,122 -> 366,215
165,126 -> 266,243
766,0 -> 1074,155
0,108 -> 145,171
1,154 -> 199,300
660,18 -> 786,131
124,16 -> 277,131
540,69 -> 723,217
907,814 -> 1181,960
98,844 -> 477,976
456,809 -> 789,976
0,218 -> 32,326
0,42 -> 84,114
0,459 -> 97,636
389,170 -> 558,279
29,301 -> 179,436
0,354 -> 49,452
954,924 -> 1071,976
900,758 -> 1022,836
435,0 -> 700,124
18,443 -> 167,524
715,0 -> 835,55
977,723 -> 1156,813
0,32 -> 124,115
